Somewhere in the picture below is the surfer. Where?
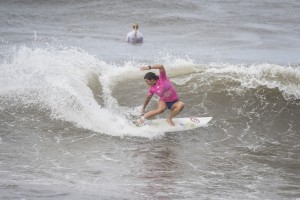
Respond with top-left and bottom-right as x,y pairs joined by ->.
126,23 -> 143,44
137,64 -> 184,126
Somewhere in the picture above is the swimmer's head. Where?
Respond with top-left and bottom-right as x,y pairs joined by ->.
132,23 -> 139,30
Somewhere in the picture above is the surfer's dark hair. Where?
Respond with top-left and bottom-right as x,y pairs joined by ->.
144,72 -> 159,80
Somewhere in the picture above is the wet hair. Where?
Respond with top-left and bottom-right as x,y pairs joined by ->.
144,72 -> 159,80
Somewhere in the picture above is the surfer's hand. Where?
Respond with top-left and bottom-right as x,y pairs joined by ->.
141,108 -> 146,114
140,66 -> 149,71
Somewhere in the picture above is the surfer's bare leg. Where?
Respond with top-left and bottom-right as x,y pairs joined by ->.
137,101 -> 166,125
167,101 -> 184,126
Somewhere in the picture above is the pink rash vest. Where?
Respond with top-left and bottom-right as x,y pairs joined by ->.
147,70 -> 179,102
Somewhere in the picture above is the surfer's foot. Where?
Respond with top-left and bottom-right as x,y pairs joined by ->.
166,118 -> 175,126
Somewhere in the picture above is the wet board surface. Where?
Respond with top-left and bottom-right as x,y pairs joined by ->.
135,117 -> 213,132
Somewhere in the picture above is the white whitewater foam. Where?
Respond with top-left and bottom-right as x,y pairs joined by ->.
0,46 -> 165,138
206,63 -> 300,100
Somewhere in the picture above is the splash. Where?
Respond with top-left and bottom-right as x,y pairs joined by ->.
0,46 -> 164,138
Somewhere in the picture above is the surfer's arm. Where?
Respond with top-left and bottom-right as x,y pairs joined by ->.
142,95 -> 152,113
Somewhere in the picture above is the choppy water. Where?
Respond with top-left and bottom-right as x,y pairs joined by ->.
0,0 -> 299,199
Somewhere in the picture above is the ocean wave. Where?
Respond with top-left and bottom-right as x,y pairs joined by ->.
0,46 -> 299,138
205,63 -> 300,100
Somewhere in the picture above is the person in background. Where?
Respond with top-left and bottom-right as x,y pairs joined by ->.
137,64 -> 184,126
126,23 -> 143,44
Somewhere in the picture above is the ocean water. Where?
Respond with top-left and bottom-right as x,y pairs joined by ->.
0,0 -> 299,199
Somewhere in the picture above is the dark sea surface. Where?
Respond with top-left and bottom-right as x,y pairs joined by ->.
0,0 -> 299,199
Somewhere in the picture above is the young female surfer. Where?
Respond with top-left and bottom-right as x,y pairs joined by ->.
137,64 -> 184,126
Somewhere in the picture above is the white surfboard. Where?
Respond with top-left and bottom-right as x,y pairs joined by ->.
135,117 -> 212,132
